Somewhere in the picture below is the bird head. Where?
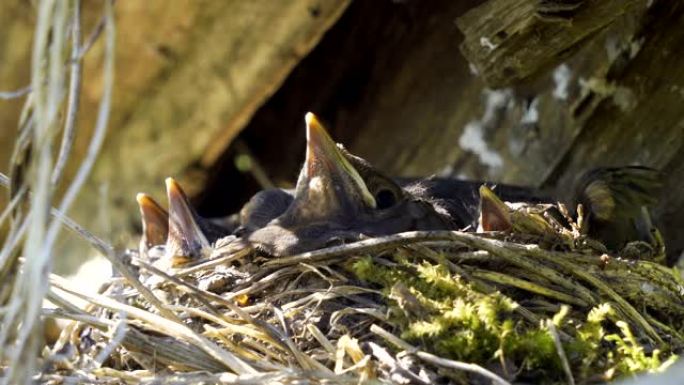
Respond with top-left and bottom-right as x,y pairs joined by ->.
247,113 -> 448,255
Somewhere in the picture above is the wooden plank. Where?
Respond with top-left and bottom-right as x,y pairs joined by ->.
211,0 -> 684,262
455,0 -> 645,87
76,1 -> 349,243
544,2 -> 684,261
0,1 -> 350,262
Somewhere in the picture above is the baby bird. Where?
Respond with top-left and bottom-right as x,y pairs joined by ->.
244,113 -> 662,256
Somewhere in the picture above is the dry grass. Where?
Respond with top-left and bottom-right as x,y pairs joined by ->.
1,1 -> 683,385
25,224 -> 683,384
0,0 -> 113,384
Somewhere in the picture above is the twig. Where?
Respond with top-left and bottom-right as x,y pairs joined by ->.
0,171 -> 181,324
44,303 -> 232,373
51,0 -> 83,187
135,258 -> 298,366
307,324 -> 336,356
91,369 -> 362,385
262,231 -> 460,268
0,216 -> 29,281
528,248 -> 663,344
271,306 -> 330,372
0,85 -> 32,100
0,186 -> 27,230
50,274 -> 258,375
231,268 -> 301,299
0,4 -> 108,103
76,11 -> 107,60
7,104 -> 33,202
94,316 -> 128,367
371,324 -> 512,385
472,269 -> 588,307
0,1 -> 70,382
547,320 -> 575,385
42,306 -> 111,330
264,230 -> 595,305
45,0 -> 113,247
368,342 -> 432,385
173,246 -> 252,278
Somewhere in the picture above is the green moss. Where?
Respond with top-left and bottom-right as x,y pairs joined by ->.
350,255 -> 680,384
606,320 -> 678,373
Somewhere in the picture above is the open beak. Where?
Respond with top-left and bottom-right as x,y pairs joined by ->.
165,177 -> 210,265
478,185 -> 512,232
479,185 -> 556,238
246,113 -> 378,256
136,193 -> 169,250
303,112 -> 376,209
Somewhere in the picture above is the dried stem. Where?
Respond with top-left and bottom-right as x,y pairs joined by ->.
51,0 -> 83,187
371,324 -> 512,385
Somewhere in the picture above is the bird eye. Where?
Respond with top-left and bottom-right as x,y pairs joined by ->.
375,189 -> 397,210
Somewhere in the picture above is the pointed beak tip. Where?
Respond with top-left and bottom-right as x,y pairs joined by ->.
165,177 -> 186,200
479,185 -> 498,200
300,112 -> 377,209
479,185 -> 508,211
305,112 -> 327,139
165,177 -> 176,190
305,112 -> 335,150
136,192 -> 147,204
137,193 -> 168,218
305,113 -> 316,142
305,111 -> 316,125
137,193 -> 164,214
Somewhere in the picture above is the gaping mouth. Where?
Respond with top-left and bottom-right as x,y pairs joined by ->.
478,185 -> 512,232
165,177 -> 209,263
136,192 -> 169,248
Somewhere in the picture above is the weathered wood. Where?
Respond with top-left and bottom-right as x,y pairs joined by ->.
208,0 -> 638,194
456,0 -> 645,87
545,2 -> 684,261
196,0 -> 485,215
0,1 -> 350,270
204,0 -> 684,261
3,0 -> 684,266
89,1 -> 349,242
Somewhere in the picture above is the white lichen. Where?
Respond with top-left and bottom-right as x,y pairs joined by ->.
459,124 -> 503,169
458,89 -> 510,170
629,38 -> 644,60
468,62 -> 480,76
480,37 -> 498,51
553,64 -> 572,100
521,98 -> 539,125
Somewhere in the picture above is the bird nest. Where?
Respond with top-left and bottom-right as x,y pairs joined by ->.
2,3 -> 682,383
42,200 -> 683,385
